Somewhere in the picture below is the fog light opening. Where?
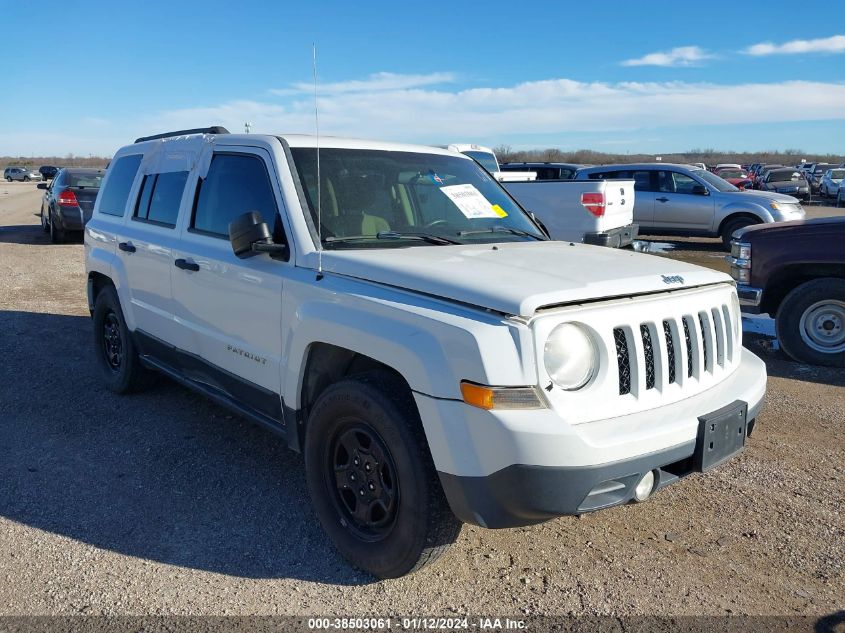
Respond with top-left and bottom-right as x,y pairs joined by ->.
634,470 -> 656,502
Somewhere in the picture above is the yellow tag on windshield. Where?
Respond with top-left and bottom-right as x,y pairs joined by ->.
491,204 -> 508,218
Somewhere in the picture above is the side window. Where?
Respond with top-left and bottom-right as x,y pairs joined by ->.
658,171 -> 697,194
630,170 -> 655,192
191,153 -> 278,237
133,171 -> 188,227
98,154 -> 142,217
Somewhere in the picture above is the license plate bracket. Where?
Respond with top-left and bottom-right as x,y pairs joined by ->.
694,400 -> 748,472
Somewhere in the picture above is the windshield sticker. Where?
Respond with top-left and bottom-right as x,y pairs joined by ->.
491,204 -> 508,218
428,170 -> 446,185
440,184 -> 501,219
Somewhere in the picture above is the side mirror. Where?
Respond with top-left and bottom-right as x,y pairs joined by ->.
37,183 -> 47,190
228,211 -> 288,259
691,184 -> 709,196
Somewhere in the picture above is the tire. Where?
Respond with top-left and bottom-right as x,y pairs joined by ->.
304,371 -> 461,578
720,217 -> 757,249
92,286 -> 156,393
5,177 -> 11,182
40,207 -> 48,233
776,278 -> 845,368
49,212 -> 65,243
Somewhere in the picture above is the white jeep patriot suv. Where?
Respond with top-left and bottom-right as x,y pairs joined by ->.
85,127 -> 767,578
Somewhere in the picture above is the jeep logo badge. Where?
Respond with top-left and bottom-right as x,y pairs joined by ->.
662,274 -> 685,285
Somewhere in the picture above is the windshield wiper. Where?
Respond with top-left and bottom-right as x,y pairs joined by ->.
323,231 -> 460,245
457,226 -> 544,240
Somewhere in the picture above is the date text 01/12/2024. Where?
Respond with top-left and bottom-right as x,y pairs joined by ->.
307,617 -> 526,630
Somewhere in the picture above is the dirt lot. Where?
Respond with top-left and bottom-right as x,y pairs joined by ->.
0,181 -> 842,618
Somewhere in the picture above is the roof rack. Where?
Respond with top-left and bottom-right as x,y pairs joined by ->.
134,126 -> 230,144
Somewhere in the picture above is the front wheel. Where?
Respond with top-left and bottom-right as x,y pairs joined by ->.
304,371 -> 461,578
776,278 -> 845,368
720,217 -> 757,249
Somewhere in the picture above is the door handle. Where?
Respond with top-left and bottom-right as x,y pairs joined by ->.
174,258 -> 200,272
656,197 -> 669,203
118,242 -> 136,253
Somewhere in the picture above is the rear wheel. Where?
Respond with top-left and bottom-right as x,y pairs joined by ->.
776,278 -> 845,368
49,212 -> 65,243
720,217 -> 757,249
304,371 -> 461,578
40,207 -> 49,233
92,286 -> 155,393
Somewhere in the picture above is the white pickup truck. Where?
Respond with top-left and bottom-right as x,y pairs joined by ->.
447,144 -> 638,247
86,128 -> 767,578
503,177 -> 639,247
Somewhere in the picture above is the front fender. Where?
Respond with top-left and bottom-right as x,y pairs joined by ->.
281,275 -> 536,409
717,201 -> 773,228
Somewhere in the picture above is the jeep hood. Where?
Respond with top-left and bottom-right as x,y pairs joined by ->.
318,242 -> 730,316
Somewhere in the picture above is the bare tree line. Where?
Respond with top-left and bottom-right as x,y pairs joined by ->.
1,154 -> 111,170
494,146 -> 844,166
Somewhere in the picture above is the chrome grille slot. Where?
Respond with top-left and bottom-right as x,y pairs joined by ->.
682,316 -> 694,377
698,312 -> 711,372
722,304 -> 734,362
613,327 -> 631,395
640,324 -> 656,390
663,320 -> 677,384
711,307 -> 726,367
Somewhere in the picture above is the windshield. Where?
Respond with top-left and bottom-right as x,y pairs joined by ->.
717,169 -> 747,179
830,169 -> 845,179
290,148 -> 545,249
460,150 -> 499,173
769,170 -> 804,182
65,172 -> 104,187
693,169 -> 739,192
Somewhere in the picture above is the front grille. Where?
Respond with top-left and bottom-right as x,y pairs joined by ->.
613,328 -> 631,395
663,320 -> 676,384
640,324 -> 656,390
613,304 -> 734,395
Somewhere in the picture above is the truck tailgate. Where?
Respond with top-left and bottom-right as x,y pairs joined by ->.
503,180 -> 635,244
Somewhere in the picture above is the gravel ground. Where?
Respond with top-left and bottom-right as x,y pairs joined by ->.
0,181 -> 843,617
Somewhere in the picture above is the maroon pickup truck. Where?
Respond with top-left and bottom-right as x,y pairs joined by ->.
728,217 -> 845,367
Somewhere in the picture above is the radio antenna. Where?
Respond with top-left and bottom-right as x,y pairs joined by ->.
313,43 -> 323,277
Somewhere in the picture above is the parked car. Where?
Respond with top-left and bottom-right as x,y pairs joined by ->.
575,163 -> 805,247
715,163 -> 741,171
39,165 -> 60,180
445,143 -> 536,182
500,175 -> 638,247
4,166 -> 41,182
838,180 -> 845,207
752,165 -> 783,190
759,168 -> 810,201
85,127 -> 766,578
38,168 -> 104,243
807,163 -> 837,194
713,168 -> 753,190
499,162 -> 583,180
819,168 -> 845,198
730,217 -> 845,367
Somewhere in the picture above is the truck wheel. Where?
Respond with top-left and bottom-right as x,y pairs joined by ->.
720,217 -> 756,249
93,286 -> 155,393
304,371 -> 461,578
776,278 -> 845,368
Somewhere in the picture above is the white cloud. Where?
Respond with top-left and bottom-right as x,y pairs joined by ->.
745,34 -> 845,56
621,46 -> 712,67
4,76 -> 845,155
269,71 -> 456,96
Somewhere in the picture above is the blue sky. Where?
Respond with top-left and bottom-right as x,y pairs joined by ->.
1,0 -> 843,156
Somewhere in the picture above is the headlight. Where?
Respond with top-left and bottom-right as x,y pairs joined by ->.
544,323 -> 598,390
769,201 -> 780,211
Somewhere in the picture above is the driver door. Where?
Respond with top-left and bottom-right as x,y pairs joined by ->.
652,170 -> 714,232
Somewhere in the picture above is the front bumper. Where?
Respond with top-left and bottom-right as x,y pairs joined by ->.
736,284 -> 763,312
416,348 -> 766,528
584,222 -> 639,248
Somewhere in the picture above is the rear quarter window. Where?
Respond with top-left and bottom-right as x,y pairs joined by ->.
98,154 -> 142,217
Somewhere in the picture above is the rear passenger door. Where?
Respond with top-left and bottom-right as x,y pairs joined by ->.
118,167 -> 189,345
170,148 -> 287,422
